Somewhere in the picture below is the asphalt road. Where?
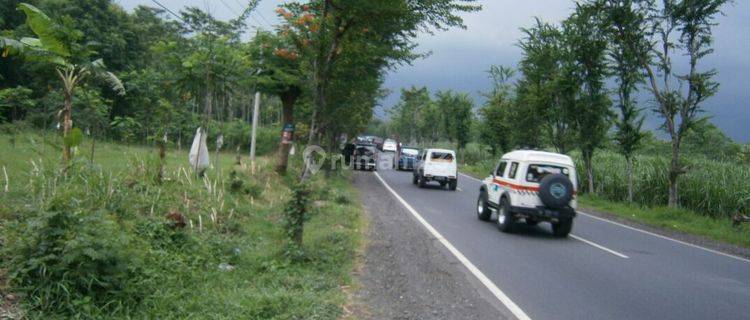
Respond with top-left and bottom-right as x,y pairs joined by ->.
371,152 -> 750,320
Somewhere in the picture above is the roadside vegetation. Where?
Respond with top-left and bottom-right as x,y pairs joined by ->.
1,0 -> 478,317
378,0 -> 750,246
0,132 -> 364,318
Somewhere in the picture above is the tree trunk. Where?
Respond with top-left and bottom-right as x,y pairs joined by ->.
62,89 -> 73,167
626,155 -> 634,203
90,130 -> 96,163
276,89 -> 299,174
300,96 -> 320,181
582,149 -> 594,194
668,139 -> 681,207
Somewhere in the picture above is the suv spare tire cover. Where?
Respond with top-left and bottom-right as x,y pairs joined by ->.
538,173 -> 574,209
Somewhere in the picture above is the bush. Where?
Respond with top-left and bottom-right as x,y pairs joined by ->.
4,208 -> 143,315
228,168 -> 263,198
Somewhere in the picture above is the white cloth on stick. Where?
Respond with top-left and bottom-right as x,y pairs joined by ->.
189,127 -> 210,170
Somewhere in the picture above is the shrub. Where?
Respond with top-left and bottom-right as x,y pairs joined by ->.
283,182 -> 311,258
228,168 -> 263,198
4,208 -> 144,315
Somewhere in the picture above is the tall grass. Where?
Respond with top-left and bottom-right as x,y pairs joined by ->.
574,150 -> 750,218
0,133 -> 364,319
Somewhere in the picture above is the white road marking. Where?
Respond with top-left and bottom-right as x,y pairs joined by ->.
461,171 -> 750,264
570,234 -> 629,259
456,187 -> 463,192
578,211 -> 750,264
374,172 -> 532,320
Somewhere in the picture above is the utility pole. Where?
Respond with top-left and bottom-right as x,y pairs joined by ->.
249,91 -> 260,173
250,30 -> 263,174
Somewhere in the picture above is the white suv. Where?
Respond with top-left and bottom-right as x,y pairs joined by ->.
383,139 -> 398,152
476,150 -> 577,237
413,149 -> 458,190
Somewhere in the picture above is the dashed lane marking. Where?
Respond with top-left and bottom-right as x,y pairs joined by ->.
570,234 -> 629,259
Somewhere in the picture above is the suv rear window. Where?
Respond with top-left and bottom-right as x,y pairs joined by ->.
526,164 -> 570,182
402,148 -> 419,156
356,146 -> 375,155
430,152 -> 454,162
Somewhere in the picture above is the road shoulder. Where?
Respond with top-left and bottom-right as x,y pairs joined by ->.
350,171 -> 509,320
580,205 -> 750,260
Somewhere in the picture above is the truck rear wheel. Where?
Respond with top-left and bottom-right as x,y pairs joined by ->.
448,179 -> 457,191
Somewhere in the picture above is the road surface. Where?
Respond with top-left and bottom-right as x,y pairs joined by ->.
368,152 -> 750,320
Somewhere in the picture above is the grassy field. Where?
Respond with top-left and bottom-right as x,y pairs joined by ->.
460,161 -> 750,249
0,132 -> 365,319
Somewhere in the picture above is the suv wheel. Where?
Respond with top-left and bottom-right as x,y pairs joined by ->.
448,179 -> 457,191
477,191 -> 491,221
496,197 -> 516,233
418,174 -> 427,188
552,219 -> 573,237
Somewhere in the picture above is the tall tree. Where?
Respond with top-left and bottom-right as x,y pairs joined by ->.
516,19 -> 575,152
635,0 -> 729,207
436,90 -> 473,150
250,31 -> 303,174
276,0 -> 480,179
564,3 -> 613,194
478,65 -> 514,155
388,86 -> 432,144
601,0 -> 648,202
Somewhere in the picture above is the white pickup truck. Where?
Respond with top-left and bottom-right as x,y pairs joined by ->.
413,148 -> 458,191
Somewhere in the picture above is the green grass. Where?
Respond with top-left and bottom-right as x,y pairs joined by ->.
0,132 -> 365,319
579,194 -> 750,249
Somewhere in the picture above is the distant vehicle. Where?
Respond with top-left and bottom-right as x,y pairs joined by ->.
372,137 -> 383,149
353,144 -> 378,171
382,139 -> 398,153
413,149 -> 458,190
476,150 -> 577,237
397,147 -> 420,171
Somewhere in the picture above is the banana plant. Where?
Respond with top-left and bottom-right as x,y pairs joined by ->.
2,3 -> 125,166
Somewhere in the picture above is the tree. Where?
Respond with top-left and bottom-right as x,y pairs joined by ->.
0,86 -> 34,122
564,3 -> 614,194
275,0 -> 480,180
600,0 -> 648,202
516,19 -> 575,152
4,3 -> 125,167
479,65 -> 515,155
388,86 -> 432,144
250,31 -> 303,174
435,90 -> 473,150
634,0 -> 729,207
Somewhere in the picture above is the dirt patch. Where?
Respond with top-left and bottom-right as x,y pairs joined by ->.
350,171 -> 508,320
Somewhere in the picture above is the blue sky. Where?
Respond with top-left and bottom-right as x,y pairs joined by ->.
117,0 -> 750,142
